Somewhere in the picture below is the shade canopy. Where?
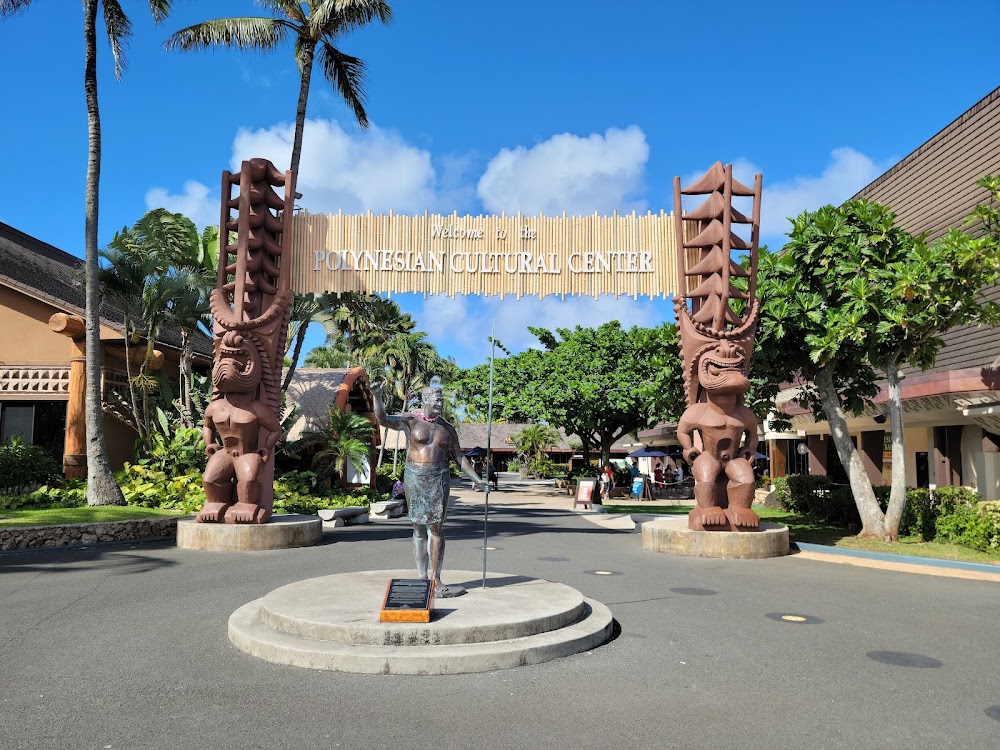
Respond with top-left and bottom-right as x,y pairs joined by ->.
627,447 -> 668,458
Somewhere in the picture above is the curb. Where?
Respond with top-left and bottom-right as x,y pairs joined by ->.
792,542 -> 1000,582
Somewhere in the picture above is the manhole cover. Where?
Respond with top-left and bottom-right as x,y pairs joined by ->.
866,651 -> 942,668
765,613 -> 824,625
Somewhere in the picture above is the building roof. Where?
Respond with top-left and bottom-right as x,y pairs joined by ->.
851,85 -> 1000,379
0,221 -> 213,357
284,367 -> 372,440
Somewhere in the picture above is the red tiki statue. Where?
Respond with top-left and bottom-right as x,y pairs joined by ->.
673,162 -> 762,531
197,159 -> 297,525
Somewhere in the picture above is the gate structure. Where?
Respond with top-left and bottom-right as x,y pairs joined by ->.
197,159 -> 761,526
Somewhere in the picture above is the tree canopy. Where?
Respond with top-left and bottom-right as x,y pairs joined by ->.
755,178 -> 1000,539
457,321 -> 684,464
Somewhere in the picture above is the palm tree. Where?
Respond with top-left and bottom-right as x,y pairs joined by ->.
165,0 -> 392,175
512,424 -> 560,470
2,0 -> 172,505
381,331 -> 438,410
100,209 -> 212,444
303,342 -> 351,368
289,407 -> 373,489
283,292 -> 340,389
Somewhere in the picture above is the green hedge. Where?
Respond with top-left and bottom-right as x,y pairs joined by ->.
773,474 -> 1000,550
0,467 -> 385,517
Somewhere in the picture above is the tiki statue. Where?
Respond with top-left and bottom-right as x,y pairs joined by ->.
197,158 -> 296,525
673,162 -> 762,531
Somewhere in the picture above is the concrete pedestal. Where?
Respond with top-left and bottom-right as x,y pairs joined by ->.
641,516 -> 789,559
176,514 -> 321,551
228,569 -> 614,674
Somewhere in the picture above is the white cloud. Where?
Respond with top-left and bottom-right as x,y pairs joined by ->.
230,119 -> 439,214
761,147 -> 893,240
477,126 -> 649,216
679,148 -> 893,247
144,180 -> 217,230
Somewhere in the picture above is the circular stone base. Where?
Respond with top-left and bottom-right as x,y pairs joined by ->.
228,570 -> 614,674
176,514 -> 321,551
641,516 -> 789,559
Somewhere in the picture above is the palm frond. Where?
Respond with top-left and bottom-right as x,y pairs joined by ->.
0,0 -> 35,16
102,0 -> 134,80
318,41 -> 369,127
164,17 -> 290,52
311,0 -> 392,35
148,0 -> 172,24
255,0 -> 306,24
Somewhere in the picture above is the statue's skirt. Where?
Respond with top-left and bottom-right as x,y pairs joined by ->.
403,460 -> 451,525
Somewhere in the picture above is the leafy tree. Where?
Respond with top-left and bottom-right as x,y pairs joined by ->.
756,184 -> 1000,540
457,322 -> 682,465
165,0 -> 392,175
2,0 -> 173,505
877,176 -> 1000,526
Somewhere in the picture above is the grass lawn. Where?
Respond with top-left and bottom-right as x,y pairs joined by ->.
601,503 -> 1000,565
0,506 -> 185,528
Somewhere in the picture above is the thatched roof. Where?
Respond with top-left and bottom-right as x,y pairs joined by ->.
456,422 -> 632,454
284,367 -> 372,440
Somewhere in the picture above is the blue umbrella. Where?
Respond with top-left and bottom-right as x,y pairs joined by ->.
463,446 -> 488,458
628,446 -> 668,458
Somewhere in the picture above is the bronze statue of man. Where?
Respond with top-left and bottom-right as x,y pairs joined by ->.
370,383 -> 484,597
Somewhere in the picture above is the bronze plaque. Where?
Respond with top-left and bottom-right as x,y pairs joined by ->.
380,579 -> 435,623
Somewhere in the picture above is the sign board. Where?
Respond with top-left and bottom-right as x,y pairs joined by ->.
630,476 -> 652,501
379,578 -> 434,623
573,478 -> 599,509
290,211 -> 685,299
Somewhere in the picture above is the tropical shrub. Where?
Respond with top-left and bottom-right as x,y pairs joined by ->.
0,437 -> 61,494
117,464 -> 207,513
0,479 -> 88,510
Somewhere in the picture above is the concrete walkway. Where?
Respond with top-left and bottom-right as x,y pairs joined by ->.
2,474 -> 999,749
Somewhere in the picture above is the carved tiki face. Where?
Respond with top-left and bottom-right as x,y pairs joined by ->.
212,330 -> 262,395
675,296 -> 757,406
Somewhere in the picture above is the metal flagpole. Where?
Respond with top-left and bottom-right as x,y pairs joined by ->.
482,322 -> 496,589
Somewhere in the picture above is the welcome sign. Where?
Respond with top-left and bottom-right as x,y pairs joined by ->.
289,211 -> 684,299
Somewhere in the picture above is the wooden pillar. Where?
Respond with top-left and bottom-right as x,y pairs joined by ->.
769,439 -> 787,479
49,313 -> 86,479
807,435 -> 828,476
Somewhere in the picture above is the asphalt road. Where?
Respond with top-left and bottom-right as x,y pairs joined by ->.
2,478 -> 999,750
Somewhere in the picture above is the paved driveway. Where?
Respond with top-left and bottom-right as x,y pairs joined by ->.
2,477 -> 999,749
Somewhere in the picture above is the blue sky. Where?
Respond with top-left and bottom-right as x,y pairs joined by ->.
2,1 -> 999,368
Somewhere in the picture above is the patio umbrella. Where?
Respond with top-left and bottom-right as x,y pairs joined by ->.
753,451 -> 769,461
627,446 -> 668,458
463,446 -> 488,458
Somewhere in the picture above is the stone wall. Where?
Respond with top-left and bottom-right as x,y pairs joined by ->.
0,517 -> 182,551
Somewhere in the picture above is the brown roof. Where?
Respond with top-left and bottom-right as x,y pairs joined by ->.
0,221 -> 213,357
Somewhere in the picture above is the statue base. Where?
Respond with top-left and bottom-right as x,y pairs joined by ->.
228,569 -> 613,674
641,516 -> 788,559
176,514 -> 321,551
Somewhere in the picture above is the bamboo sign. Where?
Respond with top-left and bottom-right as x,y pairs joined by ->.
289,211 -> 682,299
